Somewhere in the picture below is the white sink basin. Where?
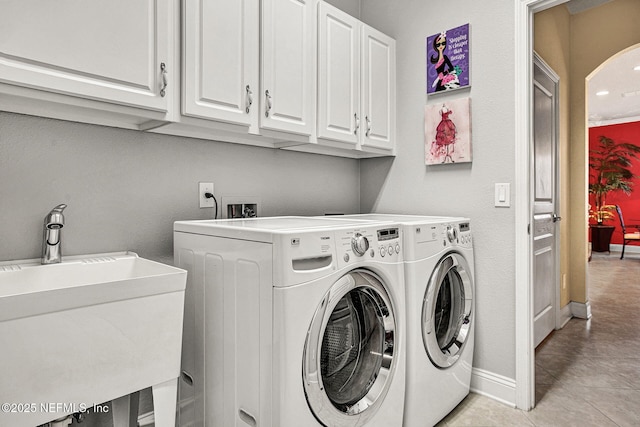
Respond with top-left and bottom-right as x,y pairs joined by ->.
0,252 -> 186,427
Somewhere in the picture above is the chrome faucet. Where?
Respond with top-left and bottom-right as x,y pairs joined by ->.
42,204 -> 67,264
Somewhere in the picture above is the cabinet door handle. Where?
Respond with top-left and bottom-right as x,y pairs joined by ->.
365,116 -> 371,137
246,85 -> 253,114
160,62 -> 168,97
354,113 -> 360,135
265,90 -> 272,117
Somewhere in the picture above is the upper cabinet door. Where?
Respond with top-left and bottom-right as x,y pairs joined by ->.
361,25 -> 396,151
0,0 -> 172,112
182,0 -> 259,126
261,0 -> 315,136
317,2 -> 360,146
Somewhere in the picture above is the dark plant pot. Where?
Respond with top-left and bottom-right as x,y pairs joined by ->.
590,224 -> 615,253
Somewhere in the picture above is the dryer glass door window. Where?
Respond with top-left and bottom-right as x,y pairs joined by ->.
303,270 -> 397,426
422,253 -> 473,368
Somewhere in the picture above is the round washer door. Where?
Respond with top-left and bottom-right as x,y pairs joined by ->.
422,252 -> 473,368
303,270 -> 397,427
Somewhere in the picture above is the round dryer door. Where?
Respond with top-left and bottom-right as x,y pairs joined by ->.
303,270 -> 397,427
422,252 -> 473,368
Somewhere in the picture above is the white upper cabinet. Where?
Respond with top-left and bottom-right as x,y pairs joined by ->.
0,0 -> 394,157
0,0 -> 172,114
316,2 -> 396,155
361,25 -> 396,152
182,0 -> 259,127
261,0 -> 316,137
317,2 -> 361,147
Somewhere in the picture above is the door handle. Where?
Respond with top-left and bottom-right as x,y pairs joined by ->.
245,85 -> 253,114
553,214 -> 562,222
265,90 -> 272,117
160,62 -> 168,97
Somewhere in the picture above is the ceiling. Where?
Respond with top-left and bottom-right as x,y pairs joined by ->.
565,0 -> 612,15
562,1 -> 640,126
588,47 -> 640,126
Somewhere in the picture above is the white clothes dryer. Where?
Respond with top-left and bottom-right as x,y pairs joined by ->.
173,216 -> 406,427
337,214 -> 475,427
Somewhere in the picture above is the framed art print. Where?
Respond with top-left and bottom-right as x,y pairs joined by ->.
425,97 -> 472,165
426,23 -> 470,94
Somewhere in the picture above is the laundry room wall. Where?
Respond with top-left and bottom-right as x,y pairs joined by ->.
325,0 -> 360,19
0,112 -> 361,264
359,0 -> 519,399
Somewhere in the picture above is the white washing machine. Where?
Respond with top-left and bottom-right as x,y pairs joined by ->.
337,214 -> 475,427
173,216 -> 406,427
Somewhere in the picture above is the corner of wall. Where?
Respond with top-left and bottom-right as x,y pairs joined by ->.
471,368 -> 517,408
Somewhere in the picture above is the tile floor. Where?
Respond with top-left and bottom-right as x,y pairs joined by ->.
437,251 -> 640,426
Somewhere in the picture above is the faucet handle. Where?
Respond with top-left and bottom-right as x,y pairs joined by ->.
51,204 -> 67,213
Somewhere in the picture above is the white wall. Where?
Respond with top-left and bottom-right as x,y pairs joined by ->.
360,0 -> 518,386
0,112 -> 361,264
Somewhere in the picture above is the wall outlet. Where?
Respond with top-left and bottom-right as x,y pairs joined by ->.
199,182 -> 215,208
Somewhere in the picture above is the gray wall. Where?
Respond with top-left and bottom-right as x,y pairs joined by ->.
360,0 -> 518,381
325,0 -> 360,18
0,112 -> 361,264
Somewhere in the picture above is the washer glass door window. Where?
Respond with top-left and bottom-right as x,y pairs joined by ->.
422,252 -> 473,368
303,270 -> 397,427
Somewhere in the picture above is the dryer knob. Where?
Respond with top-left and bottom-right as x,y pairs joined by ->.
446,226 -> 458,243
351,233 -> 370,256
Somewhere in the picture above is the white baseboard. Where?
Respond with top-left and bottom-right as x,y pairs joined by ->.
470,368 -> 516,407
570,300 -> 592,319
138,411 -> 154,426
558,303 -> 572,328
609,244 -> 640,255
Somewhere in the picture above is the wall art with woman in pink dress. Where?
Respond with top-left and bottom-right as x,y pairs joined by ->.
425,98 -> 472,165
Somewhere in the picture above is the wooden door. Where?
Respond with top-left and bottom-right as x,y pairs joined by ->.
533,54 -> 560,348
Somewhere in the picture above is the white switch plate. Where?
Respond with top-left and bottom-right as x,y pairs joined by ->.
199,182 -> 214,208
495,183 -> 510,207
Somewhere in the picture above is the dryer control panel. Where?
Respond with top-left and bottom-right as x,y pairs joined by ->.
442,222 -> 473,249
458,222 -> 473,248
336,226 -> 402,267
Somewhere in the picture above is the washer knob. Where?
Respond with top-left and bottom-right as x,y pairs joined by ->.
351,233 -> 370,256
446,226 -> 458,243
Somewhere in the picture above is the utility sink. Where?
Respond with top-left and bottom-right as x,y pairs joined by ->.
0,252 -> 186,427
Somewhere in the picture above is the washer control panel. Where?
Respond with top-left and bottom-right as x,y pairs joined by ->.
351,233 -> 370,256
338,226 -> 401,265
459,222 -> 473,247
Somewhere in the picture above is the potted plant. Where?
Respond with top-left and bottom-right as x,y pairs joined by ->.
589,135 -> 640,251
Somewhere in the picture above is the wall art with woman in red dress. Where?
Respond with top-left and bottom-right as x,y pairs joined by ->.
425,98 -> 472,165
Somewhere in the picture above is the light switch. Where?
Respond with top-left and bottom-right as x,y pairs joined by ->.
495,183 -> 510,207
